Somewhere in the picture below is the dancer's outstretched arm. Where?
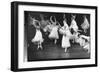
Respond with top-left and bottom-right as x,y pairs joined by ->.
50,16 -> 57,24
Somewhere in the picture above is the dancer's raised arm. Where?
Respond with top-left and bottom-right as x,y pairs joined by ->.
32,18 -> 40,28
50,16 -> 57,24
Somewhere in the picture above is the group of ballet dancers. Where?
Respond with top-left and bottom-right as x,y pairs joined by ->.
30,14 -> 90,53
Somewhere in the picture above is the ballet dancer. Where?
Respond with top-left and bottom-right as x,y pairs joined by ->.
81,15 -> 90,33
31,17 -> 44,50
48,16 -> 60,44
59,14 -> 72,52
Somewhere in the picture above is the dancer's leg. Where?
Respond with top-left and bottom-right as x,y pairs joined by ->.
54,39 -> 57,44
39,42 -> 43,50
72,38 -> 75,43
65,48 -> 68,52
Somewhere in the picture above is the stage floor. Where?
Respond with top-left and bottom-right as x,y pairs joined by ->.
28,43 -> 90,61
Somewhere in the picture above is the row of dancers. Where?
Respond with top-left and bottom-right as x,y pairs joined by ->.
30,14 -> 90,53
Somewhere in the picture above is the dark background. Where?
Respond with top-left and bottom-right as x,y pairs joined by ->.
24,11 -> 90,61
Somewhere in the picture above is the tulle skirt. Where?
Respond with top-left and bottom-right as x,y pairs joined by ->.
32,29 -> 44,43
49,26 -> 59,39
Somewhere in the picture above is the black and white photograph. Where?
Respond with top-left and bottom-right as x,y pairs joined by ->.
11,1 -> 97,71
24,11 -> 90,61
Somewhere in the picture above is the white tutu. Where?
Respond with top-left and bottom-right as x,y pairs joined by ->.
32,29 -> 44,43
70,19 -> 78,32
81,16 -> 89,32
49,25 -> 59,39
